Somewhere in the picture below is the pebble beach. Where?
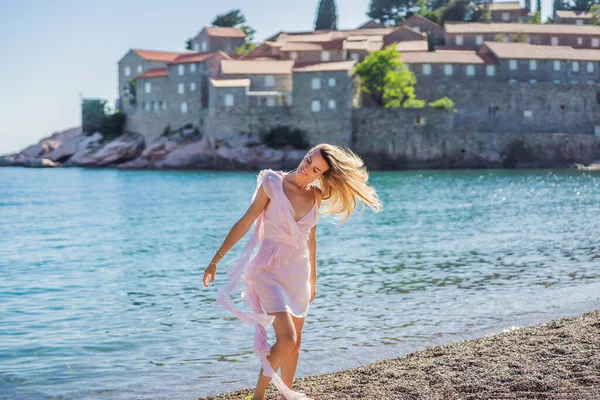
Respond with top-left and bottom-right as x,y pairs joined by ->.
200,308 -> 600,400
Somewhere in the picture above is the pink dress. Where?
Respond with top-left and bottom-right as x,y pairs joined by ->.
214,169 -> 318,400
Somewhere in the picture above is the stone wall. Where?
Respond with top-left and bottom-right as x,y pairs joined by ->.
352,107 -> 600,169
413,81 -> 600,134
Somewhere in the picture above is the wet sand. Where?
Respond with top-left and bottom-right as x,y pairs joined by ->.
200,308 -> 600,400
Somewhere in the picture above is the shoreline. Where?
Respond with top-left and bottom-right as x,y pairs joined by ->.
200,308 -> 600,400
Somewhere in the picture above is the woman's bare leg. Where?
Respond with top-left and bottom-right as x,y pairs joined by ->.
252,312 -> 297,400
279,315 -> 305,393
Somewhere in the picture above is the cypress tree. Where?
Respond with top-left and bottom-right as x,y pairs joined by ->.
315,0 -> 338,30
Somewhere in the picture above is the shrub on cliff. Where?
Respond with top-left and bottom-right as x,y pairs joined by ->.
429,97 -> 456,111
354,44 -> 425,109
261,126 -> 309,150
82,99 -> 126,139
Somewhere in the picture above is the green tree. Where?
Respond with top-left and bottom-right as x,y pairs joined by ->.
367,0 -> 417,25
569,0 -> 598,10
212,9 -> 246,27
439,0 -> 470,23
236,25 -> 257,55
185,38 -> 193,50
470,0 -> 492,21
429,97 -> 455,111
354,44 -> 423,108
552,0 -> 567,12
315,0 -> 338,30
530,0 -> 541,23
591,4 -> 600,24
511,31 -> 528,42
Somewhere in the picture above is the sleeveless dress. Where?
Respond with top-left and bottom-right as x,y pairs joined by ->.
213,169 -> 318,400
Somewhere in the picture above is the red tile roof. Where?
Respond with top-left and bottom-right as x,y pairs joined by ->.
132,49 -> 182,62
168,52 -> 216,64
203,27 -> 247,38
292,60 -> 357,72
136,68 -> 169,79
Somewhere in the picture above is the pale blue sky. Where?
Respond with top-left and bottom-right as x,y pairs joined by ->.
0,0 -> 552,155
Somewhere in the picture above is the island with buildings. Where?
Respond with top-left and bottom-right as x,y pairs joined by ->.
2,2 -> 600,170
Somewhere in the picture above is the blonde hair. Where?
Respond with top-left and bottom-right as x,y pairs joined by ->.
306,143 -> 383,224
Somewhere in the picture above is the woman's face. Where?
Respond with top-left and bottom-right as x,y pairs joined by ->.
298,150 -> 329,183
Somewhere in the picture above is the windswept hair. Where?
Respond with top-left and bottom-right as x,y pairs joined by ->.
302,143 -> 383,224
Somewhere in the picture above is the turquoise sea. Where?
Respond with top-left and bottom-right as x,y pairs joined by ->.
1,167 -> 599,399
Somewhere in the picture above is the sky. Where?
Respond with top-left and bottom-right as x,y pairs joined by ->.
0,0 -> 553,156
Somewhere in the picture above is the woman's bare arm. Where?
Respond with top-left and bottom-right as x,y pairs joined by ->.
203,185 -> 270,287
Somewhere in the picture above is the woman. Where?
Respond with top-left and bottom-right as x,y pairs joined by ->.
203,144 -> 383,400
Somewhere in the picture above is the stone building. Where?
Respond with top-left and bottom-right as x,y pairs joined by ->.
401,14 -> 444,47
403,42 -> 600,85
553,10 -> 592,25
444,22 -> 600,49
488,1 -> 533,22
189,27 -> 246,54
219,60 -> 295,106
126,51 -> 230,142
117,49 -> 182,114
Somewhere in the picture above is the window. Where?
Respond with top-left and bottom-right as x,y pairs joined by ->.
161,101 -> 167,111
351,53 -> 359,61
486,65 -> 495,76
137,65 -> 142,73
190,82 -> 196,91
328,77 -> 336,87
577,37 -> 583,45
504,34 -> 510,43
509,78 -> 517,84
553,80 -> 561,84
311,100 -> 321,112
311,77 -> 321,90
554,60 -> 561,71
502,12 -> 510,21
153,102 -> 159,111
178,83 -> 185,94
145,82 -> 151,93
201,41 -> 207,51
529,60 -> 537,70
180,102 -> 188,113
455,35 -> 463,45
576,19 -> 583,25
144,102 -> 150,111
444,64 -> 453,76
328,99 -> 336,109
290,52 -> 298,60
551,37 -> 559,46
190,63 -> 196,73
423,64 -> 431,75
465,65 -> 475,76
265,75 -> 275,87
476,35 -> 484,45
593,38 -> 600,48
266,97 -> 276,107
509,59 -> 517,70
523,110 -> 533,118
529,79 -> 537,84
225,94 -> 234,107
413,26 -> 421,32
587,62 -> 595,73
178,65 -> 185,76
124,66 -> 131,76
321,51 -> 330,61
194,43 -> 200,52
572,61 -> 580,72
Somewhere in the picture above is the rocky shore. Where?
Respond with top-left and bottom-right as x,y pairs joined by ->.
3,127 -> 600,171
200,308 -> 600,400
0,127 -> 305,171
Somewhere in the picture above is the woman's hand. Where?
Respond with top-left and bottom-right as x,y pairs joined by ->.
203,263 -> 218,287
309,284 -> 316,303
